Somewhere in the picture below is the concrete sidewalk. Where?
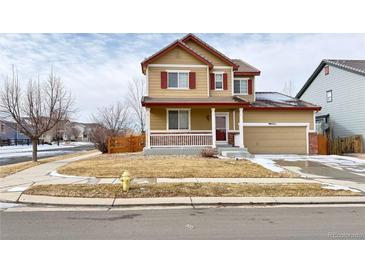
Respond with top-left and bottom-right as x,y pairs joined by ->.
0,151 -> 101,202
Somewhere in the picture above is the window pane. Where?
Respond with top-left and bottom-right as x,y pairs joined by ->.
240,80 -> 248,93
179,73 -> 188,88
168,73 -> 178,88
168,111 -> 178,129
215,74 -> 223,89
234,80 -> 240,94
179,111 -> 189,130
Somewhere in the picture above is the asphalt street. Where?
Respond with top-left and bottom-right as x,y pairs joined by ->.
1,205 -> 365,239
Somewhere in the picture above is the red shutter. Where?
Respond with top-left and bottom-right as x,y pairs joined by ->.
210,73 -> 215,90
161,71 -> 167,89
248,79 -> 253,95
223,73 -> 228,90
189,72 -> 196,89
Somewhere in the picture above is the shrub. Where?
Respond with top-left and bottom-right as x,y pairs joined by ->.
89,125 -> 110,153
200,147 -> 217,158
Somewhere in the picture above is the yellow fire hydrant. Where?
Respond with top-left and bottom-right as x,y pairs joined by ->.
120,170 -> 131,192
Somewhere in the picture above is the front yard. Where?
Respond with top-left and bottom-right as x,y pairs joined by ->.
57,154 -> 293,178
24,182 -> 360,198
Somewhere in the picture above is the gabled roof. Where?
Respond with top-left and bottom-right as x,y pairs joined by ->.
232,59 -> 261,76
296,59 -> 365,99
181,33 -> 239,70
141,40 -> 213,74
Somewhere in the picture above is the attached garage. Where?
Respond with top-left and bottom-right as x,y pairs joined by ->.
243,124 -> 308,154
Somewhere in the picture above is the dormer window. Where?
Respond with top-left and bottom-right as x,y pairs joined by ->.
215,73 -> 223,90
234,79 -> 248,95
168,71 -> 189,89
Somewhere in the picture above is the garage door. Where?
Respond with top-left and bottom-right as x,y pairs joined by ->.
243,126 -> 307,154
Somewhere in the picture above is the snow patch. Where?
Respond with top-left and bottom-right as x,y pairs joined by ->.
49,170 -> 94,180
321,183 -> 361,193
248,157 -> 285,173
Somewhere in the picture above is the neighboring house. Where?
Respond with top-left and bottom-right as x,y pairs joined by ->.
296,59 -> 365,149
141,33 -> 320,154
0,120 -> 30,144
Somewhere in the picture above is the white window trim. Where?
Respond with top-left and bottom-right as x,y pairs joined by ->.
166,108 -> 191,131
167,71 -> 190,90
233,78 -> 249,95
214,72 -> 224,91
326,90 -> 333,103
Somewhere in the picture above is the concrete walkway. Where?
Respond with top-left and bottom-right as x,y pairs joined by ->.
0,151 -> 101,202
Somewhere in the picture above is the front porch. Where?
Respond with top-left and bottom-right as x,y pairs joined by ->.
145,107 -> 245,149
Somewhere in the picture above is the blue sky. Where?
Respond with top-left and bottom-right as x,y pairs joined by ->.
0,33 -> 364,122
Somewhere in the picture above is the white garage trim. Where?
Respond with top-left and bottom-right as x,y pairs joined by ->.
241,122 -> 310,154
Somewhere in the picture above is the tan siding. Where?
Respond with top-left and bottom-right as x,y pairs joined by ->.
148,66 -> 208,98
210,68 -> 233,97
150,108 -> 166,130
243,110 -> 315,131
244,126 -> 307,154
191,109 -> 211,130
184,40 -> 229,66
150,47 -> 206,65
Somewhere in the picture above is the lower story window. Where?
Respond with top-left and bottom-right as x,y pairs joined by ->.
168,110 -> 190,130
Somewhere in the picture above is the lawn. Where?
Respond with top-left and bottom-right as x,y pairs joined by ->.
57,154 -> 292,178
0,150 -> 97,178
24,183 -> 360,198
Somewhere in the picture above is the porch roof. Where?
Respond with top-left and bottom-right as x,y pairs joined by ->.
141,96 -> 250,107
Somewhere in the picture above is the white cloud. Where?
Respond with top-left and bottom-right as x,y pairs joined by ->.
0,33 -> 364,122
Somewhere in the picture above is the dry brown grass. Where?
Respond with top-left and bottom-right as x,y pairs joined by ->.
24,183 -> 360,198
0,150 -> 97,178
57,154 -> 292,178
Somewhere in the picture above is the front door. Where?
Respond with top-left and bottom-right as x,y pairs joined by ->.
216,115 -> 228,142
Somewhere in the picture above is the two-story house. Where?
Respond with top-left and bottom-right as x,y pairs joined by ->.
296,59 -> 365,150
141,34 -> 320,155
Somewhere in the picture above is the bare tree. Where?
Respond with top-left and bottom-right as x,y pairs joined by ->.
0,68 -> 74,161
70,126 -> 81,141
91,101 -> 130,134
90,101 -> 130,153
127,77 -> 146,133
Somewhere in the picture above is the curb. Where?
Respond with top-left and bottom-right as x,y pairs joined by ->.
2,195 -> 365,208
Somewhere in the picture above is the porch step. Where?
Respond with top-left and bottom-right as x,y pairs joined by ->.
218,147 -> 252,159
217,146 -> 248,153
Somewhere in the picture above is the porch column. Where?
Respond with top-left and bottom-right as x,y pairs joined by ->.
146,108 -> 151,148
211,108 -> 216,148
239,107 -> 244,148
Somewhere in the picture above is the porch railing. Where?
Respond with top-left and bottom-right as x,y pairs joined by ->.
150,133 -> 213,147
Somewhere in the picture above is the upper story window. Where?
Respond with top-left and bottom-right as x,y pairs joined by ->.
234,79 -> 248,95
168,110 -> 190,130
215,73 -> 223,90
324,65 -> 329,75
326,90 -> 333,102
168,72 -> 189,89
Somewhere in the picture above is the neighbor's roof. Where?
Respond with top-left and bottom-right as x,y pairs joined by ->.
232,59 -> 261,76
296,59 -> 365,99
253,92 -> 321,110
141,96 -> 249,107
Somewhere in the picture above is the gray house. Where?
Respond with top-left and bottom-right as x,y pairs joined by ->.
296,59 -> 365,149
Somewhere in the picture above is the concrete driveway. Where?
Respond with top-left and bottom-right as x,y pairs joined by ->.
254,154 -> 365,191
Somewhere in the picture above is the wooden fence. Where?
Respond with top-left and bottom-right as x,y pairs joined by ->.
330,135 -> 364,155
107,135 -> 145,154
